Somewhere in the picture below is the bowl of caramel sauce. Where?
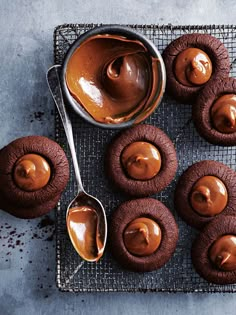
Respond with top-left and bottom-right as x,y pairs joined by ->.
61,25 -> 166,128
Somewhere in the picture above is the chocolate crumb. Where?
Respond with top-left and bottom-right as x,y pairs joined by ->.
33,233 -> 40,239
34,111 -> 44,121
38,215 -> 54,229
45,233 -> 54,242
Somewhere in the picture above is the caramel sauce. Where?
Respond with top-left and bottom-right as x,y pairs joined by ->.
66,34 -> 160,124
13,154 -> 51,191
190,176 -> 228,217
209,235 -> 236,271
67,206 -> 104,262
123,217 -> 161,256
211,94 -> 236,134
121,141 -> 161,180
174,48 -> 212,86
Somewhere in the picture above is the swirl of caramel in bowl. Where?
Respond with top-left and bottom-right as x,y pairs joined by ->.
121,141 -> 161,180
174,48 -> 212,87
190,175 -> 228,217
211,94 -> 236,134
13,154 -> 51,191
66,34 -> 160,124
123,217 -> 162,256
209,235 -> 236,271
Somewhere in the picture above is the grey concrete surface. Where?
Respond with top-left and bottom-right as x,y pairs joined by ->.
0,0 -> 236,314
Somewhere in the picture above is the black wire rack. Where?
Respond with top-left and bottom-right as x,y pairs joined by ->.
54,24 -> 236,292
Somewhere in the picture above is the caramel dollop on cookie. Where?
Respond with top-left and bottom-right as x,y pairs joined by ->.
106,124 -> 177,197
14,154 -> 51,191
192,78 -> 236,145
174,160 -> 236,229
192,216 -> 236,284
209,235 -> 236,271
123,217 -> 162,256
162,33 -> 230,103
174,48 -> 212,86
121,142 -> 161,180
190,176 -> 228,217
0,135 -> 69,219
110,198 -> 178,272
211,94 -> 236,134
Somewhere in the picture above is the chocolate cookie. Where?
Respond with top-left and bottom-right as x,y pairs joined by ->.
192,215 -> 236,284
0,192 -> 61,219
192,77 -> 236,145
162,33 -> 230,103
110,198 -> 178,272
175,160 -> 236,229
0,136 -> 69,219
106,124 -> 178,196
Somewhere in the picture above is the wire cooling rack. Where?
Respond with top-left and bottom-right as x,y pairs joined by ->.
54,24 -> 236,292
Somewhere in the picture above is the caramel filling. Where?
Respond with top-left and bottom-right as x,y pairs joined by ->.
174,48 -> 212,87
209,235 -> 236,271
13,154 -> 51,191
190,176 -> 228,217
211,94 -> 236,134
121,141 -> 161,180
123,217 -> 161,256
66,34 -> 160,124
67,206 -> 104,262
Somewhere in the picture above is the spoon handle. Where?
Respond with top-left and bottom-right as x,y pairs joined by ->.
47,65 -> 84,193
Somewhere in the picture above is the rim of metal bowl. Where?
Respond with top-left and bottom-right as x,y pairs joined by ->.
61,24 -> 166,129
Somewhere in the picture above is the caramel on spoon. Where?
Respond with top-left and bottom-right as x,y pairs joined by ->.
47,65 -> 107,262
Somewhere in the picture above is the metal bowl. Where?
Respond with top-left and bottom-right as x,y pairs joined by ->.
61,24 -> 166,129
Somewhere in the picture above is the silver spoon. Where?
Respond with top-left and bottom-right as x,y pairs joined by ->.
47,65 -> 107,262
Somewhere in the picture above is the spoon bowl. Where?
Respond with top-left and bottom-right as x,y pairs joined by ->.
47,65 -> 107,262
66,191 -> 107,262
